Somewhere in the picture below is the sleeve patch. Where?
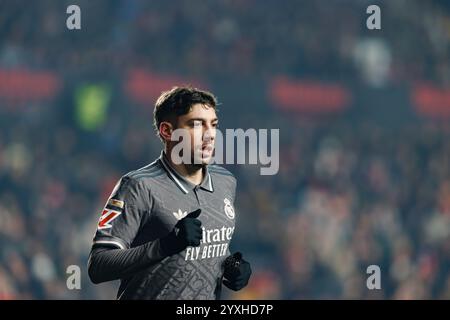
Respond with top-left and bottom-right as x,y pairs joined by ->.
98,208 -> 122,230
108,198 -> 124,209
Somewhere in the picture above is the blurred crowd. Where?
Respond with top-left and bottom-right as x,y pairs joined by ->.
1,0 -> 450,83
233,120 -> 450,299
1,0 -> 450,299
2,110 -> 450,299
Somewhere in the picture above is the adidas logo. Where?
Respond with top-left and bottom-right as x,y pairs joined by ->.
173,209 -> 188,220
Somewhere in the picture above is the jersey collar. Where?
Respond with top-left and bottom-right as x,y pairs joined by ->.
159,151 -> 214,194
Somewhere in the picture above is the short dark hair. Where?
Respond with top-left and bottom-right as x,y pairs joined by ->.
153,86 -> 218,138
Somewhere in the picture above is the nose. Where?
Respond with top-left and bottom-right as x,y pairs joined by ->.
203,125 -> 215,143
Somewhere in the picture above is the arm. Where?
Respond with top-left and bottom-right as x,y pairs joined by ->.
88,174 -> 203,284
88,176 -> 157,284
87,239 -> 165,284
221,176 -> 252,291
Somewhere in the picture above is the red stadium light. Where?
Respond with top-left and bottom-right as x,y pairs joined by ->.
0,68 -> 60,108
124,69 -> 206,106
412,84 -> 450,119
269,76 -> 351,114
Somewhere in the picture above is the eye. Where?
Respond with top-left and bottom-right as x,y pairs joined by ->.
192,121 -> 202,128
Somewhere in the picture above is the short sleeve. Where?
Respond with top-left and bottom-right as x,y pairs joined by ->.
92,176 -> 150,249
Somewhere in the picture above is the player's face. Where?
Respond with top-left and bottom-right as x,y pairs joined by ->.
176,103 -> 218,165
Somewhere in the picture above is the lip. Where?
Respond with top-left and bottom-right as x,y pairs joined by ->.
202,144 -> 213,151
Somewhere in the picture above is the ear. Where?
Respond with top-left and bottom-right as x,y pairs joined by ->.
159,121 -> 173,142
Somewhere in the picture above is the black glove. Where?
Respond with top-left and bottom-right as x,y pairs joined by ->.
222,251 -> 252,291
160,209 -> 202,256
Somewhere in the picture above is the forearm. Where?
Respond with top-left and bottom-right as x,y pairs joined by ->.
88,239 -> 166,284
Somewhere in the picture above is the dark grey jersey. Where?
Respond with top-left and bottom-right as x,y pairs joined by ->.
90,151 -> 237,300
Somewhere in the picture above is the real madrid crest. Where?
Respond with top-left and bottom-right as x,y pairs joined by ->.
224,198 -> 235,219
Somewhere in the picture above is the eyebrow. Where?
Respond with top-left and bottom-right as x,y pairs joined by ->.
189,118 -> 219,122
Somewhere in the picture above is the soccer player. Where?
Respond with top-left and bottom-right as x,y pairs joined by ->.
88,86 -> 252,299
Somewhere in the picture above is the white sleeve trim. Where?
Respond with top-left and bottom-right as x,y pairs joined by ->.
93,240 -> 126,250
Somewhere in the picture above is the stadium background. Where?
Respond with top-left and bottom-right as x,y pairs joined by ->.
1,0 -> 450,299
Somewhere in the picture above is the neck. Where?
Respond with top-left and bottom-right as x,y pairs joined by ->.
165,148 -> 204,185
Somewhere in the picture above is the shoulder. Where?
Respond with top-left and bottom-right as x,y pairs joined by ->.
117,160 -> 165,193
208,164 -> 237,186
209,164 -> 235,177
124,159 -> 165,182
